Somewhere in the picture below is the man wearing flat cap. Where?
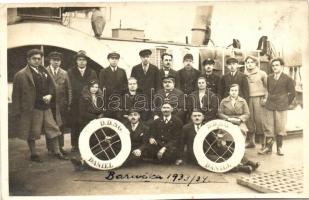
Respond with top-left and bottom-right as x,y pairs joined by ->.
99,51 -> 128,120
158,53 -> 179,89
45,51 -> 72,156
153,75 -> 185,122
177,53 -> 201,95
201,58 -> 221,97
131,49 -> 160,100
12,49 -> 68,162
67,50 -> 98,152
221,57 -> 249,101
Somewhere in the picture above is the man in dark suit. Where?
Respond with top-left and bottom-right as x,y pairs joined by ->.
221,57 -> 249,101
12,49 -> 67,162
121,77 -> 149,122
148,103 -> 183,164
131,49 -> 160,98
67,50 -> 98,152
181,109 -> 205,164
45,51 -> 72,155
202,58 -> 221,97
187,76 -> 219,122
99,52 -> 128,119
177,53 -> 201,95
158,53 -> 179,89
124,109 -> 150,166
152,75 -> 185,122
259,58 -> 295,156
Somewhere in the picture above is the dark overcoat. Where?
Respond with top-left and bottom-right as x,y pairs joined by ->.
12,65 -> 61,139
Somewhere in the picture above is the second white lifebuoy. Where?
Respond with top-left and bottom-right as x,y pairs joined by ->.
79,118 -> 131,170
193,119 -> 245,173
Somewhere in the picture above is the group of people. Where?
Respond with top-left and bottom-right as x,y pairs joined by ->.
11,47 -> 296,174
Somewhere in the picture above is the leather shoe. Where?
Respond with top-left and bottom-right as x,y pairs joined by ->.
70,158 -> 86,171
277,148 -> 284,156
238,165 -> 253,174
30,155 -> 43,163
248,161 -> 260,171
60,148 -> 68,156
258,147 -> 272,155
245,143 -> 256,148
54,153 -> 69,160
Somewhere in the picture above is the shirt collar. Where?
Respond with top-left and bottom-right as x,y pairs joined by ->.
111,66 -> 118,71
164,115 -> 171,122
131,122 -> 139,129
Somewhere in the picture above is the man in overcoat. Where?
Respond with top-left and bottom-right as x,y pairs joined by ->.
130,49 -> 160,98
221,57 -> 249,101
152,75 -> 185,122
201,58 -> 221,97
176,53 -> 201,95
259,58 -> 295,156
99,52 -> 128,120
12,49 -> 67,162
67,50 -> 98,152
45,51 -> 72,155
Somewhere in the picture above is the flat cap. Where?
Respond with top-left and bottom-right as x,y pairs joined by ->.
48,51 -> 63,60
226,57 -> 238,65
183,53 -> 193,61
139,49 -> 152,57
75,50 -> 87,59
27,49 -> 43,58
202,58 -> 215,65
107,52 -> 120,59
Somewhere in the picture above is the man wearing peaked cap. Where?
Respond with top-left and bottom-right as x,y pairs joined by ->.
148,102 -> 183,165
202,58 -> 215,66
221,56 -> 249,101
177,53 -> 201,95
48,51 -> 63,60
107,51 -> 120,59
99,51 -> 127,120
139,49 -> 152,57
45,51 -> 72,156
153,73 -> 185,122
201,57 -> 221,96
131,49 -> 160,103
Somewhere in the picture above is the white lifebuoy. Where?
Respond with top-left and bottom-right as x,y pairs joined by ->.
193,119 -> 245,173
79,118 -> 131,170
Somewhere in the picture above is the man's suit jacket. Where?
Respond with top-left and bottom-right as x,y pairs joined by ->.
181,123 -> 198,163
221,71 -> 249,101
202,73 -> 221,96
131,63 -> 160,96
12,65 -> 61,138
67,66 -> 98,122
187,90 -> 219,122
265,73 -> 295,111
158,68 -> 179,89
46,66 -> 72,112
149,115 -> 183,150
177,68 -> 201,95
153,88 -> 185,116
99,66 -> 128,97
125,122 -> 150,151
